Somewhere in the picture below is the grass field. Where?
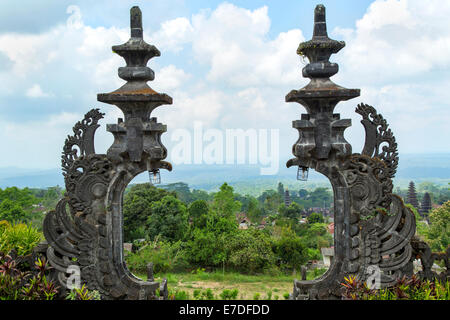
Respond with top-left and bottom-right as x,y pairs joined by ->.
135,269 -> 327,300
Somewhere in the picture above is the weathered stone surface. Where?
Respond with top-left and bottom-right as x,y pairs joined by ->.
43,6 -> 170,300
287,5 -> 428,300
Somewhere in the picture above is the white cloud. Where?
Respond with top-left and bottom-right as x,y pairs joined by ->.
0,5 -> 130,102
190,3 -> 304,87
160,90 -> 225,130
333,0 -> 450,83
0,111 -> 81,168
25,84 -> 52,98
155,65 -> 191,91
0,0 -> 449,172
148,3 -> 305,87
329,0 -> 450,154
152,17 -> 194,52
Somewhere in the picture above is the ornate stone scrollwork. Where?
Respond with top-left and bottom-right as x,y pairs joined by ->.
287,5 -> 419,299
61,108 -> 104,176
356,103 -> 399,179
43,7 -> 172,300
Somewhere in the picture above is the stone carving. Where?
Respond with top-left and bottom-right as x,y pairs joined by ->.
286,5 -> 429,299
40,4 -> 448,301
411,237 -> 450,283
43,6 -> 172,300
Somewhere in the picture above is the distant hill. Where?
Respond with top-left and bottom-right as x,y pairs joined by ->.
0,153 -> 448,195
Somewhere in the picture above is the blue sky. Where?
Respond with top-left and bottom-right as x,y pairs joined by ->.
0,0 -> 449,170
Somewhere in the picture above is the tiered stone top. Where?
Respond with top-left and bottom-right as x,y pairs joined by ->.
286,4 -> 360,103
97,6 -> 172,105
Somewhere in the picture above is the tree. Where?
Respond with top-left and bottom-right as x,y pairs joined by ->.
41,186 -> 63,208
308,212 -> 324,224
303,223 -> 332,250
188,200 -> 209,229
0,187 -> 37,208
426,201 -> 450,252
281,202 -> 303,220
274,228 -> 307,273
308,187 -> 332,207
225,229 -> 276,274
406,181 -> 419,209
123,183 -> 175,242
211,183 -> 241,219
420,192 -> 432,216
277,182 -> 284,197
0,199 -> 28,223
191,189 -> 212,202
159,182 -> 192,203
147,195 -> 188,242
258,190 -> 282,215
298,189 -> 308,199
246,196 -> 263,222
186,228 -> 225,267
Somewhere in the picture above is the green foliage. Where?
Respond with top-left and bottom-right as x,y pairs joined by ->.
186,228 -> 227,267
0,254 -> 59,300
273,228 -> 307,272
341,275 -> 450,300
259,190 -> 282,215
159,182 -> 192,203
277,182 -> 284,197
0,187 -> 37,209
299,222 -> 332,252
193,288 -> 215,300
219,288 -> 238,300
298,189 -> 308,199
308,212 -> 324,224
279,202 -> 303,220
0,222 -> 42,256
308,187 -> 332,207
125,239 -> 189,275
211,183 -> 242,219
253,292 -> 260,300
123,183 -> 175,242
66,284 -> 101,300
426,201 -> 450,252
0,199 -> 28,223
245,196 -> 263,222
225,229 -> 276,274
159,182 -> 214,204
167,288 -> 190,300
39,186 -> 63,209
147,195 -> 188,242
188,200 -> 209,229
310,267 -> 327,279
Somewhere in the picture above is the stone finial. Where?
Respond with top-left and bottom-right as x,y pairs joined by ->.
313,4 -> 327,37
296,4 -> 345,79
97,6 -> 173,164
97,6 -> 171,104
130,6 -> 143,38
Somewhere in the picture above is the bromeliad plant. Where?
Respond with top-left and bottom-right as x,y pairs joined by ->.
341,274 -> 450,300
340,275 -> 377,300
66,284 -> 101,300
0,252 -> 59,300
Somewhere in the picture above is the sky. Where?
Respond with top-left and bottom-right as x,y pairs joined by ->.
0,0 -> 449,171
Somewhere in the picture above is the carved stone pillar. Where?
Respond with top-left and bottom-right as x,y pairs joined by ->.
287,5 -> 416,300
